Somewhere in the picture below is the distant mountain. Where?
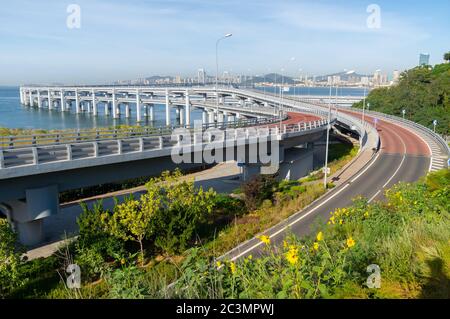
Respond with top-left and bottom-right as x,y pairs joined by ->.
315,71 -> 369,82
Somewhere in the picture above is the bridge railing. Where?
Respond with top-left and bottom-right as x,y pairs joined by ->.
0,116 -> 290,150
0,118 -> 329,170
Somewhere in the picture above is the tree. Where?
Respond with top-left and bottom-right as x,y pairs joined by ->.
0,219 -> 23,297
107,194 -> 160,266
150,170 -> 216,254
444,52 -> 450,63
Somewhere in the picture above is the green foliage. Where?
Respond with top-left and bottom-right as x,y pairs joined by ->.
241,174 -> 277,211
106,266 -> 147,299
150,170 -> 217,255
169,169 -> 450,299
353,62 -> 450,135
0,219 -> 24,297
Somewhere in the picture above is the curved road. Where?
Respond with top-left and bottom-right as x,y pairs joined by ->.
222,111 -> 432,261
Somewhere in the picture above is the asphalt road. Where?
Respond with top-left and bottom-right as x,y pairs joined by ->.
221,112 -> 432,261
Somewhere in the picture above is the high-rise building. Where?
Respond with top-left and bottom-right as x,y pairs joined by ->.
419,53 -> 430,66
197,68 -> 206,84
393,70 -> 400,83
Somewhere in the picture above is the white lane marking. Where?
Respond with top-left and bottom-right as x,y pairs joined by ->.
229,184 -> 351,261
350,152 -> 380,183
368,190 -> 381,203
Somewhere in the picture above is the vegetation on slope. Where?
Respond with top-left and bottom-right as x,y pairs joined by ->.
353,61 -> 450,136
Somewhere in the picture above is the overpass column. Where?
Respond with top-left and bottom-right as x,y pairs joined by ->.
123,103 -> 129,118
5,185 -> 59,246
112,89 -> 118,119
185,90 -> 190,127
92,89 -> 97,116
217,111 -> 224,124
179,106 -> 185,126
75,89 -> 80,113
47,90 -> 52,109
149,104 -> 154,121
19,88 -> 23,105
136,89 -> 141,122
208,109 -> 215,124
165,89 -> 170,126
60,90 -> 65,111
104,102 -> 110,116
202,109 -> 208,124
37,90 -> 42,108
29,90 -> 33,106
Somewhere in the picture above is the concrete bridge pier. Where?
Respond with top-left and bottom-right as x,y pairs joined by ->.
112,90 -> 118,119
104,102 -> 110,116
37,91 -> 42,108
60,91 -> 65,112
29,92 -> 33,107
202,109 -> 208,124
75,89 -> 80,114
179,106 -> 185,126
125,103 -> 131,118
185,90 -> 191,126
149,104 -> 154,121
165,89 -> 171,126
136,90 -> 141,122
1,185 -> 59,246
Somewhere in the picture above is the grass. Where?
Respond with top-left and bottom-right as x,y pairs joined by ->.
170,169 -> 450,299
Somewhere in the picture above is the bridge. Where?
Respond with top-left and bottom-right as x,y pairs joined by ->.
2,85 -> 448,248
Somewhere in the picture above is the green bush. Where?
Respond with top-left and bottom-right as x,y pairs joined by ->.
0,219 -> 24,297
241,175 -> 277,211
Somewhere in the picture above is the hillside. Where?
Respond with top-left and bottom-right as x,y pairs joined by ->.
353,62 -> 450,135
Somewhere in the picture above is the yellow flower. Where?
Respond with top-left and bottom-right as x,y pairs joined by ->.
229,262 -> 236,274
316,231 -> 324,241
346,237 -> 356,248
330,216 -> 336,224
283,240 -> 288,249
285,248 -> 299,265
339,219 -> 343,225
364,211 -> 369,218
248,255 -> 253,260
259,235 -> 271,245
216,261 -> 222,268
313,242 -> 320,251
120,258 -> 126,265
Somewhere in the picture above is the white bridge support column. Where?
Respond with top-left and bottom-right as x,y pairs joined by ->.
75,89 -> 80,113
92,90 -> 97,116
104,102 -> 110,116
149,104 -> 154,121
4,185 -> 59,246
179,106 -> 185,126
19,88 -> 24,105
29,91 -> 33,107
136,90 -> 141,122
112,90 -> 118,119
202,109 -> 208,124
165,89 -> 170,126
60,90 -> 65,111
125,103 -> 131,118
47,91 -> 52,109
185,90 -> 191,127
37,90 -> 42,108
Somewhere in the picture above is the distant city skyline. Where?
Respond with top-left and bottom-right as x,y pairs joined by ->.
0,0 -> 449,85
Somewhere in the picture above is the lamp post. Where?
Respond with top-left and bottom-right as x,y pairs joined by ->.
324,85 -> 333,189
215,33 -> 232,117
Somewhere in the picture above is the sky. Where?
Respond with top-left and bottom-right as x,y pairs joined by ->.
0,0 -> 449,85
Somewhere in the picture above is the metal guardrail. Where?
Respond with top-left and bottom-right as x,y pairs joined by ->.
0,116 -> 286,150
0,119 -> 330,170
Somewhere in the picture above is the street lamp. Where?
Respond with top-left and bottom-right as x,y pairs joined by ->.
215,33 -> 232,118
324,85 -> 333,189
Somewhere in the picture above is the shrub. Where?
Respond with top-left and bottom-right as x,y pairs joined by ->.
0,219 -> 24,297
241,175 -> 277,211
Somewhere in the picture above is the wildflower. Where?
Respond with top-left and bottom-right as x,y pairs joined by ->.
330,216 -> 336,224
283,240 -> 288,249
230,262 -> 236,274
285,248 -> 299,265
316,231 -> 324,241
339,219 -> 343,225
248,255 -> 253,260
364,211 -> 369,218
120,258 -> 126,265
216,261 -> 222,268
346,237 -> 356,248
313,242 -> 320,251
259,235 -> 271,245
